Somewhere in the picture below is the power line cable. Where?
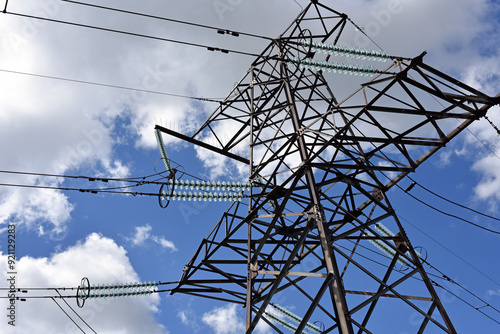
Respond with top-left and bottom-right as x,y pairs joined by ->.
399,182 -> 500,235
337,239 -> 500,324
0,182 -> 159,197
55,289 -> 97,334
422,259 -> 500,315
347,118 -> 500,236
406,176 -> 500,222
292,0 -> 304,11
0,169 -> 169,184
0,68 -> 221,103
397,214 -> 500,289
51,297 -> 87,334
3,11 -> 262,58
356,132 -> 500,288
61,0 -> 273,41
432,282 -> 500,326
464,124 -> 500,161
345,17 -> 385,52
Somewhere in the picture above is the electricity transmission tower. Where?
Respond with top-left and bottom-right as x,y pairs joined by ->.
156,2 -> 499,333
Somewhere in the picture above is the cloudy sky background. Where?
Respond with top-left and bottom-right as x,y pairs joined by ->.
1,0 -> 500,332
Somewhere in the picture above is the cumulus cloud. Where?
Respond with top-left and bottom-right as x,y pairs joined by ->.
202,304 -> 246,334
0,233 -> 167,334
472,150 -> 500,203
128,224 -> 177,251
177,308 -> 202,332
202,304 -> 272,334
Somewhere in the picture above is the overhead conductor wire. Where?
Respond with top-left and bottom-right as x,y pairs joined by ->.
60,0 -> 273,41
2,10 -> 264,58
0,69 -> 221,103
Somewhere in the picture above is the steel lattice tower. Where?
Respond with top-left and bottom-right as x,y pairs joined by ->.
156,2 -> 499,333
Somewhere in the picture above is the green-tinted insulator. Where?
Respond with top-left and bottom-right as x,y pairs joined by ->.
310,41 -> 317,52
215,181 -> 220,190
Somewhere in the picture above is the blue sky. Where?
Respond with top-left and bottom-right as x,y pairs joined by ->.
1,0 -> 500,333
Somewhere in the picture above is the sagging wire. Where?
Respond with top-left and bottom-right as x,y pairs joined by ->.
405,176 -> 500,223
2,11 -> 263,58
61,0 -> 273,41
0,68 -> 222,103
400,183 -> 500,235
0,168 -> 174,196
51,297 -> 88,334
54,289 -> 97,334
335,240 -> 500,326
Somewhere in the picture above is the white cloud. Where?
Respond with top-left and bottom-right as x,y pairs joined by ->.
178,310 -> 189,324
0,186 -> 73,237
472,149 -> 500,202
487,289 -> 500,297
129,224 -> 177,251
202,304 -> 245,334
177,308 -> 202,332
131,225 -> 152,246
202,304 -> 272,334
151,235 -> 177,252
0,233 -> 167,334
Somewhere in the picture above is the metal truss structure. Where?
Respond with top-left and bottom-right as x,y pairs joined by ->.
156,2 -> 500,333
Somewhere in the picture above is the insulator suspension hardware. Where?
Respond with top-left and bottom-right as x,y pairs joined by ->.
288,57 -> 378,77
76,278 -> 158,306
265,304 -> 322,333
161,190 -> 244,202
300,39 -> 390,62
155,129 -> 173,172
168,179 -> 251,192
